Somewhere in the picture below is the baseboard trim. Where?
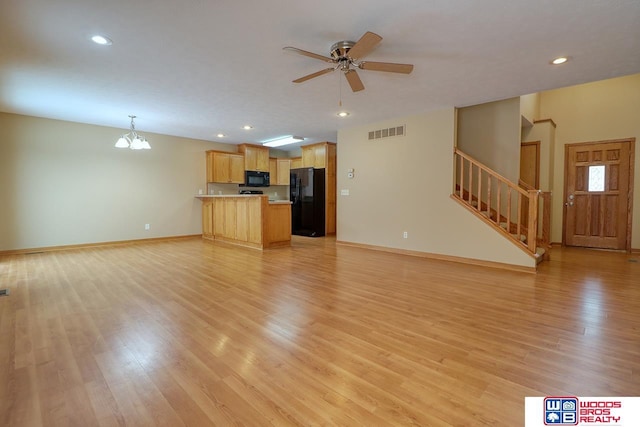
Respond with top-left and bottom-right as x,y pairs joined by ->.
0,234 -> 202,256
335,240 -> 536,274
550,242 -> 639,254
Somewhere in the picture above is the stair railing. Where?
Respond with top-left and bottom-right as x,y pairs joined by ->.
519,179 -> 552,252
453,148 -> 543,256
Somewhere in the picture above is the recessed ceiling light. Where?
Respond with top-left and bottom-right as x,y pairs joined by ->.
243,125 -> 253,130
551,56 -> 568,65
91,35 -> 112,46
217,133 -> 225,138
337,111 -> 350,117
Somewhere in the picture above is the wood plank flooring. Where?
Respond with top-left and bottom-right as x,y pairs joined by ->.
0,237 -> 639,426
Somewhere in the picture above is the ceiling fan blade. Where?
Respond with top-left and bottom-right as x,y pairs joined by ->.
293,68 -> 335,83
359,61 -> 414,74
283,46 -> 334,63
344,69 -> 364,92
347,31 -> 382,60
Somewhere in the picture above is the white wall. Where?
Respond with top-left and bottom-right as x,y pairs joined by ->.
538,73 -> 640,248
336,108 -> 535,268
0,113 -> 230,251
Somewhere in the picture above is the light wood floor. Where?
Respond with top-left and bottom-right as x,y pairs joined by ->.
1,237 -> 638,426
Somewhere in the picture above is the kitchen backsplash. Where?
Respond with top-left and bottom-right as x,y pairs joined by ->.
207,183 -> 289,200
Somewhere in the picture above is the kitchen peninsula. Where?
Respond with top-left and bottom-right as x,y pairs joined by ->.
197,195 -> 291,249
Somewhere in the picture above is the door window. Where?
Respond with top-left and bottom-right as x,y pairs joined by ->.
588,165 -> 605,192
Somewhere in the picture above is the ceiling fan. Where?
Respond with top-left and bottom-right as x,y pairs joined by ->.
283,31 -> 414,92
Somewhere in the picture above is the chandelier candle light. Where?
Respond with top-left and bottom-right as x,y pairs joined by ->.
115,115 -> 151,150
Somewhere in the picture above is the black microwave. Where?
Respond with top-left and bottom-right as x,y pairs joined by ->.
244,170 -> 270,187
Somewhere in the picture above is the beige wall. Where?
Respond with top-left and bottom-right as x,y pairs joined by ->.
336,108 -> 535,268
457,97 -> 522,182
521,120 -> 555,193
520,93 -> 541,126
0,113 -> 230,251
538,73 -> 640,247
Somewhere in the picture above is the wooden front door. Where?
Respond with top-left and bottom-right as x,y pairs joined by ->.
564,139 -> 634,250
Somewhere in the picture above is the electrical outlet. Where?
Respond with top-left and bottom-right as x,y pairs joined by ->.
403,231 -> 408,239
145,224 -> 150,230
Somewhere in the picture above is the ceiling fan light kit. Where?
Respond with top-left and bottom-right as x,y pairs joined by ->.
284,31 -> 414,93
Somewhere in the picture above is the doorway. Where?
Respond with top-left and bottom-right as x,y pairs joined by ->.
520,141 -> 540,189
520,141 -> 540,225
563,138 -> 635,250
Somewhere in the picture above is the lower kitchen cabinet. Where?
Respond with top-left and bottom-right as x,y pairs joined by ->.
199,196 -> 291,249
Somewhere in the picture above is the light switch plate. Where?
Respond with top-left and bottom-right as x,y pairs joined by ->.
340,189 -> 350,196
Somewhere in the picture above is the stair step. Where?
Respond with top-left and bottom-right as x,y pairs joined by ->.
470,200 -> 478,207
511,233 -> 527,242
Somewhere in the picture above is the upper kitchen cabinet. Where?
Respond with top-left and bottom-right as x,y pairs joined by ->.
269,158 -> 291,185
269,158 -> 277,178
238,144 -> 269,172
276,159 -> 291,185
302,143 -> 330,168
290,157 -> 303,169
206,150 -> 245,184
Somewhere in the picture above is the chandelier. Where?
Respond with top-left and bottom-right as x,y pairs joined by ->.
115,115 -> 151,150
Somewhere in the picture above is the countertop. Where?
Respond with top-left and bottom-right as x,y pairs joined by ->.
195,195 -> 291,204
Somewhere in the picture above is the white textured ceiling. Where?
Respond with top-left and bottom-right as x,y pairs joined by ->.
1,0 -> 639,150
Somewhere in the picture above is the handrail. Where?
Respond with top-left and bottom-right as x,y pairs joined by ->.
453,148 -> 549,258
455,149 -> 529,198
518,179 -> 536,191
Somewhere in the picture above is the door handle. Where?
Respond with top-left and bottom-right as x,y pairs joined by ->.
566,193 -> 574,207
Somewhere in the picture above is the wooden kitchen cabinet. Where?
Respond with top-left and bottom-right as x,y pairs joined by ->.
206,150 -> 245,184
238,143 -> 269,171
302,143 -> 327,168
290,157 -> 303,169
269,158 -> 277,178
276,159 -> 291,185
198,196 -> 290,249
268,158 -> 292,185
201,199 -> 214,239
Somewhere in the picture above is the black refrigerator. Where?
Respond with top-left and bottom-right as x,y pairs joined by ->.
290,167 -> 325,237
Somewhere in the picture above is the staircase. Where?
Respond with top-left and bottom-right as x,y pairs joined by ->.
452,148 -> 551,264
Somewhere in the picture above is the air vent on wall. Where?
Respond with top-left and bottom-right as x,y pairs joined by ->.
368,125 -> 405,140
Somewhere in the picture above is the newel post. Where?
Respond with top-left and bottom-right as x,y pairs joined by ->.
527,190 -> 539,253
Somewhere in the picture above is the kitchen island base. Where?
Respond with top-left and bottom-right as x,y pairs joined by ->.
198,195 -> 291,249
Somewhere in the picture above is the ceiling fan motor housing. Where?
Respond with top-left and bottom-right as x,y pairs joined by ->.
330,41 -> 356,60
